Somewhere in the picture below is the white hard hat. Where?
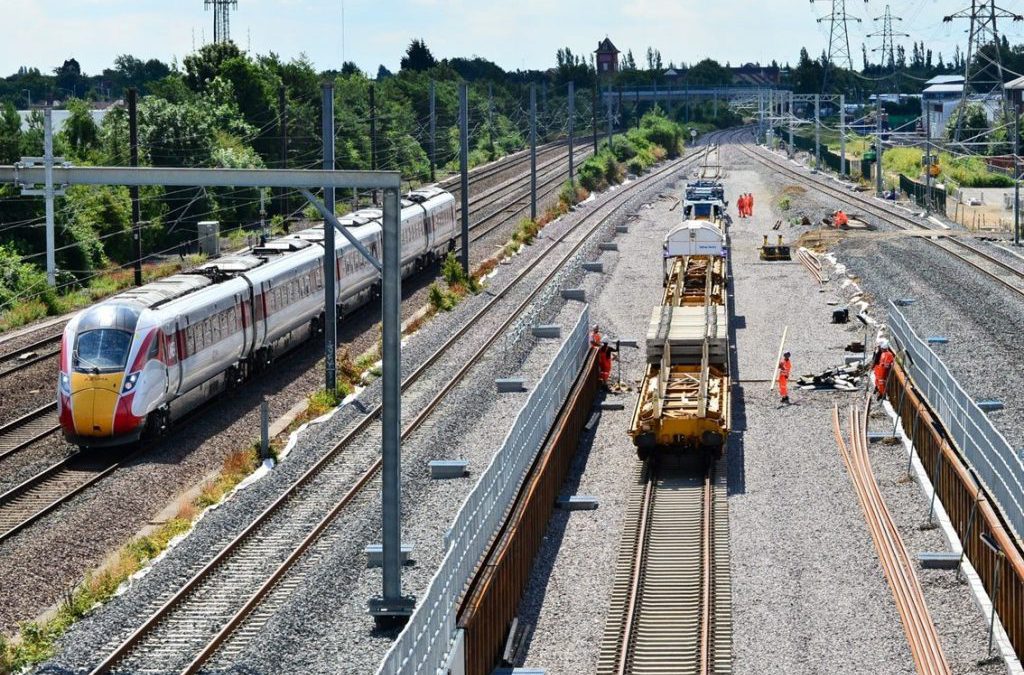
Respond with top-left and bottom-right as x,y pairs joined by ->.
879,339 -> 890,350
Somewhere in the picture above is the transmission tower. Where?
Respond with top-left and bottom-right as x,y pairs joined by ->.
867,5 -> 908,73
811,0 -> 866,92
204,0 -> 238,44
943,1 -> 1023,141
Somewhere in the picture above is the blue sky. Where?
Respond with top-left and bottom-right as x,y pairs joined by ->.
6,1 -> 1019,77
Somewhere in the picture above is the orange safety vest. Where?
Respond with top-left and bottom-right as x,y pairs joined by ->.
778,359 -> 792,379
591,331 -> 602,347
598,347 -> 613,381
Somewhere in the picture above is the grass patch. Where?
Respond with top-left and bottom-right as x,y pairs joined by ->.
0,510 -> 196,672
196,448 -> 262,508
778,196 -> 792,211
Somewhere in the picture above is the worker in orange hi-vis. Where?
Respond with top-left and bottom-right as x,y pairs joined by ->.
778,351 -> 792,404
874,339 -> 895,400
833,209 -> 849,227
597,341 -> 619,388
736,194 -> 746,219
590,324 -> 602,347
748,192 -> 755,217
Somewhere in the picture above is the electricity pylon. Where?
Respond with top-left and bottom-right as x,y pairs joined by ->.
811,0 -> 866,92
943,1 -> 1023,141
867,5 -> 909,91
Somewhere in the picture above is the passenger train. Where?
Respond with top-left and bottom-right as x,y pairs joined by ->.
628,179 -> 732,458
59,187 -> 457,447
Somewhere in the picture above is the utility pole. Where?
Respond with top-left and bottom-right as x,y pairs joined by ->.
1015,105 -> 1020,245
925,109 -> 933,214
259,189 -> 267,240
370,84 -> 378,205
128,88 -> 143,286
459,83 -> 470,274
814,94 -> 821,168
322,82 -> 337,394
592,86 -> 598,153
488,82 -> 495,160
811,0 -> 864,93
568,81 -> 575,187
429,80 -> 436,183
530,83 -> 537,221
43,107 -> 56,287
840,94 -> 847,176
370,84 -> 377,170
788,90 -> 795,157
636,87 -> 641,129
278,85 -> 287,218
607,85 -> 613,148
876,97 -> 884,196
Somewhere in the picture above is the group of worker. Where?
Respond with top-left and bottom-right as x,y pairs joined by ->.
737,193 -> 755,218
775,337 -> 895,404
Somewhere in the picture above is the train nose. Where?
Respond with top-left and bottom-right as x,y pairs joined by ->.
71,387 -> 120,437
69,373 -> 125,437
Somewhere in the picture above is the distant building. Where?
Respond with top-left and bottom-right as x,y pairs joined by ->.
1004,74 -> 1024,109
595,37 -> 619,77
729,64 -> 781,87
920,74 -> 1003,138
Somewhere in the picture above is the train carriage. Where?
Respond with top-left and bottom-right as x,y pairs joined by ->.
58,187 -> 457,447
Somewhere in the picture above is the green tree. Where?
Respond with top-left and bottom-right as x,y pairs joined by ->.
0,103 -> 22,164
945,102 -> 989,141
183,41 -> 244,91
400,39 -> 437,72
60,98 -> 100,160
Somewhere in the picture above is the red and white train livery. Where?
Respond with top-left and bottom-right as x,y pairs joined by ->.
58,187 -> 457,447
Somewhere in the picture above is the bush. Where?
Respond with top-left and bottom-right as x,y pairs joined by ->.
428,281 -> 457,311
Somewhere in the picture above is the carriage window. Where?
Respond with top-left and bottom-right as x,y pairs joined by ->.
147,336 -> 159,359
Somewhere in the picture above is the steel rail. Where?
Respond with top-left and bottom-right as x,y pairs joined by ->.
0,139 -> 597,555
0,332 -> 61,378
699,464 -> 714,675
89,138 -> 718,675
0,449 -> 132,544
616,470 -> 654,675
0,402 -> 59,462
832,402 -> 951,675
736,135 -> 1024,301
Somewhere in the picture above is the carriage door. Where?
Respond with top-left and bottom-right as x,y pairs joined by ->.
163,320 -> 182,397
423,207 -> 434,251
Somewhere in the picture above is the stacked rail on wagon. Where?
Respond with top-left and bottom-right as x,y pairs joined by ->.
629,180 -> 731,459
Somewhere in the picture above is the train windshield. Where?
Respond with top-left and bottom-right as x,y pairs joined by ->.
74,330 -> 133,373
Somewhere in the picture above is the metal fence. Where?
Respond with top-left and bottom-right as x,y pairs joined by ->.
888,302 -> 1024,540
376,308 -> 591,675
898,173 -> 947,216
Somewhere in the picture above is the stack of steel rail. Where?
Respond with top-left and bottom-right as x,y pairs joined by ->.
795,247 -> 826,287
832,401 -> 951,675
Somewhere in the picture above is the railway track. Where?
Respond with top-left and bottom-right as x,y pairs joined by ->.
84,139 -> 717,674
0,403 -> 59,462
735,133 -> 1024,300
0,331 -> 61,378
0,139 -> 595,554
597,456 -> 731,675
0,449 -> 127,544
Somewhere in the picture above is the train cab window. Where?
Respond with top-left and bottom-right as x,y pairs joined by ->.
147,336 -> 160,360
73,329 -> 132,373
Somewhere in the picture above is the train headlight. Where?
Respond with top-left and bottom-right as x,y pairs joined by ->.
59,372 -> 71,396
122,372 -> 140,394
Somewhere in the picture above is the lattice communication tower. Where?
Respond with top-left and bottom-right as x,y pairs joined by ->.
205,0 -> 238,44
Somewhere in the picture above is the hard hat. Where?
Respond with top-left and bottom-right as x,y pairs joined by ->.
592,324 -> 599,331
879,339 -> 890,350
783,351 -> 791,358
